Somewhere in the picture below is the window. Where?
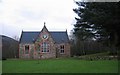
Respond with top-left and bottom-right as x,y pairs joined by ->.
25,45 -> 29,54
41,42 -> 49,53
60,45 -> 64,54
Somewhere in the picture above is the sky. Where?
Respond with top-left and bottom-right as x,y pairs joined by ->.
0,0 -> 79,39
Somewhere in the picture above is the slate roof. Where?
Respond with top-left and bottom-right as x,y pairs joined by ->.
20,31 -> 69,44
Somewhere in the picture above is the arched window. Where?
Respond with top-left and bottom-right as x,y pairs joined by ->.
41,42 -> 49,53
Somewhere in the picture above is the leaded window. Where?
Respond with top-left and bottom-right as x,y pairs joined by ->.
41,42 -> 49,53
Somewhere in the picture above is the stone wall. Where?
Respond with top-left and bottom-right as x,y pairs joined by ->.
56,43 -> 71,57
33,41 -> 56,59
33,26 -> 56,59
19,44 -> 34,59
19,42 -> 71,59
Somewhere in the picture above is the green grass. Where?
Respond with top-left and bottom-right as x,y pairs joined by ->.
0,61 -> 2,74
2,58 -> 118,73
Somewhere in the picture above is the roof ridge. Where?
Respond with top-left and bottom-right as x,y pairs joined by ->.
22,31 -> 66,32
23,31 -> 40,32
50,31 -> 66,32
20,30 -> 69,44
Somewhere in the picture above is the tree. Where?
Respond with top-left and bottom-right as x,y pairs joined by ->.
73,2 -> 120,48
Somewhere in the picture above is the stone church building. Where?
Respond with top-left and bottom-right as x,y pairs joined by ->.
19,24 -> 70,59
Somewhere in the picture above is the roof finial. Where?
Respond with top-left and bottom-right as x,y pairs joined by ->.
44,22 -> 46,26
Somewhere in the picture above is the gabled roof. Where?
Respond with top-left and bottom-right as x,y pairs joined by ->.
50,31 -> 69,43
19,32 -> 39,44
20,31 -> 69,44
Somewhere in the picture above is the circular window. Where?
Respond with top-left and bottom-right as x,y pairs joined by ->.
42,34 -> 48,39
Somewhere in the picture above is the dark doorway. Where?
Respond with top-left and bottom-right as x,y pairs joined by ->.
56,48 -> 59,58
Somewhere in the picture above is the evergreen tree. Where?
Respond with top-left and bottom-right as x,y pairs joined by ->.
73,2 -> 120,48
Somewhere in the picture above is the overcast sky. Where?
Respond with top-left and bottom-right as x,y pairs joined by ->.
0,0 -> 79,39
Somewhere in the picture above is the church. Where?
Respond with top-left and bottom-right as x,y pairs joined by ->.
19,23 -> 70,59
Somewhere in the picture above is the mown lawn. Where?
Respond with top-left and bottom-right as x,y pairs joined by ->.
2,58 -> 118,73
0,61 -> 2,74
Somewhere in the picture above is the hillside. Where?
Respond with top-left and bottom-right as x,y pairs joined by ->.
1,35 -> 19,58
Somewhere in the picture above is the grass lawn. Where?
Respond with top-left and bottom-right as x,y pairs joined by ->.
2,58 -> 118,73
0,61 -> 2,74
